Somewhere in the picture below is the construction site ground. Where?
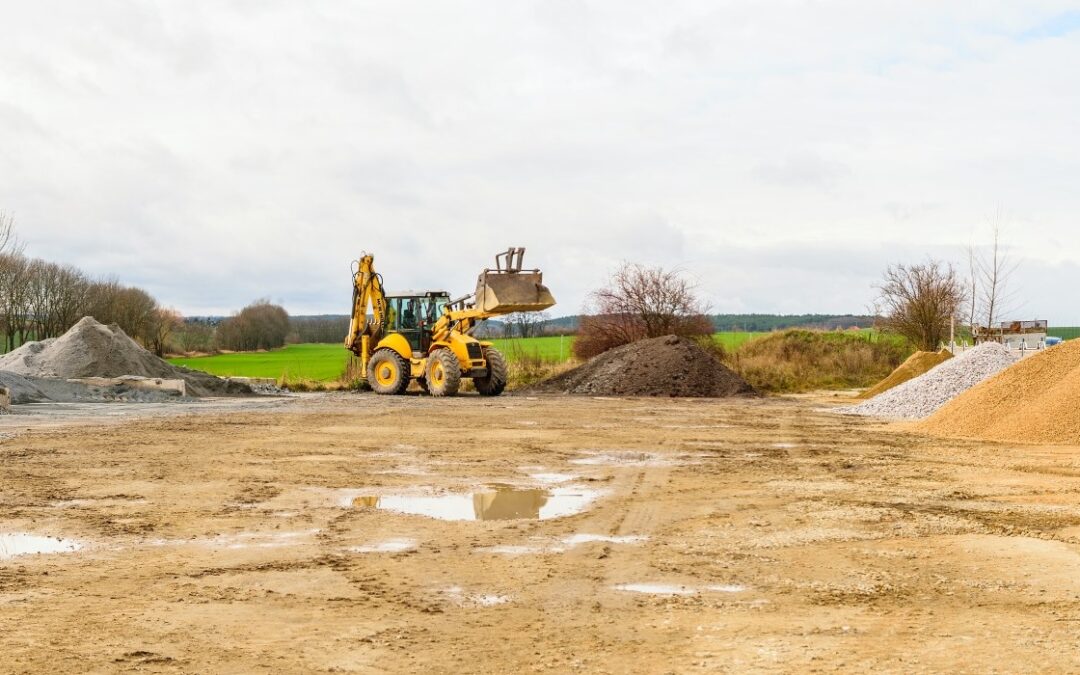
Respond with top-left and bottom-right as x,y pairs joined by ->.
3,393 -> 1080,673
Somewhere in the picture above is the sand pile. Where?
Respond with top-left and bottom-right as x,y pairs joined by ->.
856,349 -> 952,400
531,335 -> 756,397
841,343 -> 1017,420
917,340 -> 1080,444
0,317 -> 254,397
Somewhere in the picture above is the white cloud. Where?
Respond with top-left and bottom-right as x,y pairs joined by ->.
2,2 -> 1079,321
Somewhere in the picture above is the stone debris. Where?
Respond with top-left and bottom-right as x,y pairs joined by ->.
841,342 -> 1018,420
0,316 -> 273,401
917,339 -> 1080,444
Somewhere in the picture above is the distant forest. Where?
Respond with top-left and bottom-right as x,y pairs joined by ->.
182,313 -> 878,345
540,314 -> 876,333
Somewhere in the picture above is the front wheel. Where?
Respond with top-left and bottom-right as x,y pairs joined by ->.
367,349 -> 410,395
426,348 -> 461,397
474,346 -> 508,396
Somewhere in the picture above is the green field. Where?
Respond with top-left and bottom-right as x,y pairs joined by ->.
169,344 -> 351,382
1050,327 -> 1080,340
169,333 -> 757,383
168,337 -> 577,382
490,335 -> 574,362
161,329 -> 940,383
711,331 -> 768,350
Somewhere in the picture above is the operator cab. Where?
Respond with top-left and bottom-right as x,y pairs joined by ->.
385,290 -> 450,354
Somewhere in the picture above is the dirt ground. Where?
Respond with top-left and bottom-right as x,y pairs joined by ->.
3,392 -> 1080,673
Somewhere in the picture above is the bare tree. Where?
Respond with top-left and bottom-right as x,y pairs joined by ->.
875,259 -> 964,351
172,320 -> 216,354
965,244 -> 979,332
47,264 -> 91,337
505,311 -> 550,339
145,306 -> 183,356
975,224 -> 1018,333
25,258 -> 56,339
0,211 -> 20,256
0,253 -> 33,350
575,262 -> 712,358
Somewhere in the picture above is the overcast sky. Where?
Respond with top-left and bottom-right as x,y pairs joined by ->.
3,2 -> 1079,320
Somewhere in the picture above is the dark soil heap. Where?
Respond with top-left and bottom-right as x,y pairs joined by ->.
533,335 -> 756,397
0,316 -> 254,397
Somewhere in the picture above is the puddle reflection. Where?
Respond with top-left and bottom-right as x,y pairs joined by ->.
0,533 -> 83,559
351,484 -> 598,521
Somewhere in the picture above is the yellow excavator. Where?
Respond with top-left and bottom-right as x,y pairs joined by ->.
344,248 -> 556,396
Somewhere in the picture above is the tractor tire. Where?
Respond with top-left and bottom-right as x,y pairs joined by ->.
426,348 -> 461,397
474,346 -> 508,396
367,349 -> 410,395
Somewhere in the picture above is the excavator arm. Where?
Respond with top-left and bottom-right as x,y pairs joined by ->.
344,254 -> 387,371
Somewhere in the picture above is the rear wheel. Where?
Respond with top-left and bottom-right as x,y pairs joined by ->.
426,348 -> 461,397
474,346 -> 508,396
367,349 -> 410,395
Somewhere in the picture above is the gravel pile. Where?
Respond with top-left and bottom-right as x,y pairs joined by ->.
917,339 -> 1080,444
0,316 -> 257,397
528,335 -> 756,398
0,370 -> 185,404
856,349 -> 952,400
841,343 -> 1018,420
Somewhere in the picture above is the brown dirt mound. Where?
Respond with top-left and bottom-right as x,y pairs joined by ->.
0,316 -> 254,397
529,335 -> 756,397
856,349 -> 952,400
916,339 -> 1080,444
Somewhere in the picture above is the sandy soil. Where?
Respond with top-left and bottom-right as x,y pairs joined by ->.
3,393 -> 1080,673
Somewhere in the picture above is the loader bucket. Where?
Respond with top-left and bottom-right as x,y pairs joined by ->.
474,270 -> 556,313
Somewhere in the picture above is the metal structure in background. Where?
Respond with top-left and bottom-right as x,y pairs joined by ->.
952,319 -> 1053,355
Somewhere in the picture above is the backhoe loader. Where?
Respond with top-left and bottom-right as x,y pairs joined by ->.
344,248 -> 555,397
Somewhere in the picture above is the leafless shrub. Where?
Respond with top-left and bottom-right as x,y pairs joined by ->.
966,222 -> 1019,335
574,262 -> 712,359
874,260 -> 964,351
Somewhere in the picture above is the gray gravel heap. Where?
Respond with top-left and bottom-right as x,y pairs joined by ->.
0,370 -> 185,404
0,316 -> 258,397
842,342 -> 1018,420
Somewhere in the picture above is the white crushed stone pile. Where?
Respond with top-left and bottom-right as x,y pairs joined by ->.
0,316 -> 257,398
841,342 -> 1018,420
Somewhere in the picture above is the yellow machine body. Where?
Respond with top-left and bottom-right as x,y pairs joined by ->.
345,248 -> 554,397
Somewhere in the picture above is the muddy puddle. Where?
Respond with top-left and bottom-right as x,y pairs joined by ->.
570,450 -> 691,467
349,538 -> 417,553
149,529 -> 318,550
613,583 -> 748,596
476,533 -> 647,555
0,533 -> 83,559
345,484 -> 600,521
443,586 -> 511,607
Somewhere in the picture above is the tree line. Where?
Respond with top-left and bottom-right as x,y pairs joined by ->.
0,212 -> 301,356
0,253 -> 184,355
0,213 -> 184,354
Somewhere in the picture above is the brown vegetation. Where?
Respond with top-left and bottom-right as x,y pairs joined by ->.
729,329 -> 910,393
574,262 -> 712,359
875,259 -> 964,351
